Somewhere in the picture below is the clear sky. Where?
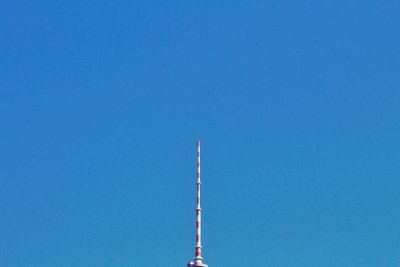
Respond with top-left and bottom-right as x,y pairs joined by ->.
1,1 -> 399,266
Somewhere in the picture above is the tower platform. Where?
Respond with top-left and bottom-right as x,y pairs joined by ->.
187,261 -> 208,267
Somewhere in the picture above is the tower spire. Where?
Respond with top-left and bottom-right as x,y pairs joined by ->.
188,140 -> 208,267
195,139 -> 203,260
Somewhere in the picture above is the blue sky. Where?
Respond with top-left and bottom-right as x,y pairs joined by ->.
1,1 -> 399,266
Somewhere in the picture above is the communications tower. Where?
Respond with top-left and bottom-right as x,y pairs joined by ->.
187,140 -> 208,267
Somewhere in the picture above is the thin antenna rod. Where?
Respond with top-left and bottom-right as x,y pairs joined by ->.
195,139 -> 203,261
188,140 -> 208,267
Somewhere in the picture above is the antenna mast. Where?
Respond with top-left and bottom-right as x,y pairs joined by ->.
188,140 -> 208,267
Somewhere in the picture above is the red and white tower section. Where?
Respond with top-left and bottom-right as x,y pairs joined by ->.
188,140 -> 208,267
